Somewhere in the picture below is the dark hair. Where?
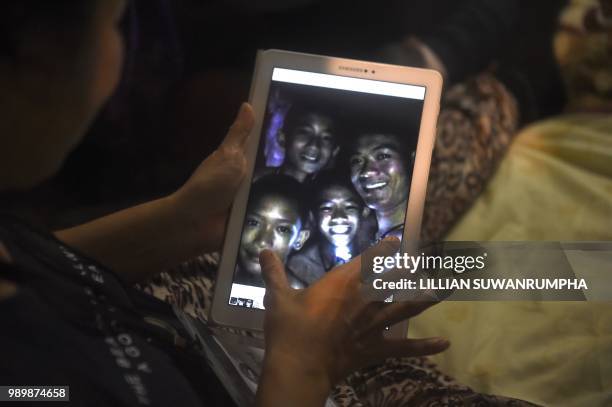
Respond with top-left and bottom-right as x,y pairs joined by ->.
282,100 -> 340,144
249,174 -> 310,222
342,128 -> 415,170
0,1 -> 97,60
307,170 -> 363,210
340,101 -> 419,162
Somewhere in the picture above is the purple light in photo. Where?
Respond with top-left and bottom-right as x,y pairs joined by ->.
265,105 -> 288,167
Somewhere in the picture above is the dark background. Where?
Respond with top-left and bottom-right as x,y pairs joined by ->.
1,0 -> 567,230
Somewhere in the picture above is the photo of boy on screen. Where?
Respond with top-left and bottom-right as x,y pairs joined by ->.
348,131 -> 416,240
278,105 -> 340,183
288,170 -> 373,285
258,98 -> 340,183
234,174 -> 310,288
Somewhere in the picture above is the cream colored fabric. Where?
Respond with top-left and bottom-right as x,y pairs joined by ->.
410,114 -> 612,406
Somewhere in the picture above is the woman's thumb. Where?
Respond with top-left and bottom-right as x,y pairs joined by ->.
221,103 -> 254,150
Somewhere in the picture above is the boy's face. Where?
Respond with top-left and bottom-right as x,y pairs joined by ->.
239,194 -> 304,276
317,186 -> 361,248
286,113 -> 337,175
349,134 -> 410,212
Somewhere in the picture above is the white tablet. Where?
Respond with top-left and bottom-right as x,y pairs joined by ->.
211,49 -> 442,332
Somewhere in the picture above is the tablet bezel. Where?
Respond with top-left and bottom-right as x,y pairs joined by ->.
211,49 -> 442,332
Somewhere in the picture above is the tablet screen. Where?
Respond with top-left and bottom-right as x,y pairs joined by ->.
230,68 -> 426,309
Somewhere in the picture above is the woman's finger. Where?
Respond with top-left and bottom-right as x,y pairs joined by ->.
222,103 -> 255,150
330,237 -> 402,324
260,249 -> 290,294
343,236 -> 401,283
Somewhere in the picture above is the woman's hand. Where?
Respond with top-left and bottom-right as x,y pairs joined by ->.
56,103 -> 255,282
256,238 -> 450,407
171,103 -> 255,253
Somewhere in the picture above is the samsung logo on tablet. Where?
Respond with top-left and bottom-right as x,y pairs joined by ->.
339,66 -> 365,72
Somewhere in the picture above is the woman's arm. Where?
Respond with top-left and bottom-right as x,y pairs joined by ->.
56,104 -> 254,283
55,195 -> 202,284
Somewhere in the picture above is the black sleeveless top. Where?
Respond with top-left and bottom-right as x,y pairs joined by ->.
0,216 -> 235,407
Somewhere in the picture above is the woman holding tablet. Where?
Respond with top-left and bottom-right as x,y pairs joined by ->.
0,1 -> 540,406
0,1 -> 451,406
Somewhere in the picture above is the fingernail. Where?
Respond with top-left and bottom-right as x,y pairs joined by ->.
432,338 -> 450,348
383,236 -> 400,243
236,103 -> 249,121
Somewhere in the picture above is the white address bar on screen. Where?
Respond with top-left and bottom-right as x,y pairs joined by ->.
272,68 -> 426,100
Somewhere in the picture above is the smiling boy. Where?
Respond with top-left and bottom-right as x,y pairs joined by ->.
349,133 -> 415,240
288,171 -> 373,284
278,103 -> 340,182
235,175 -> 310,288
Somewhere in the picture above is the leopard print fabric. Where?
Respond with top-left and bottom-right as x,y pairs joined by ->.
138,74 -> 531,406
138,254 -> 535,407
421,73 -> 519,242
331,357 -> 536,406
138,253 -> 217,322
